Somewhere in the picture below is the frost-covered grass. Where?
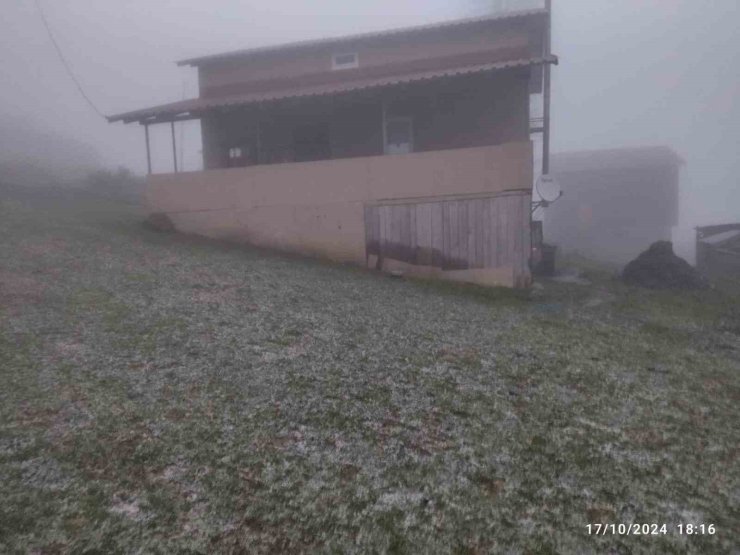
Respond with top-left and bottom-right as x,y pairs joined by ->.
1,193 -> 738,554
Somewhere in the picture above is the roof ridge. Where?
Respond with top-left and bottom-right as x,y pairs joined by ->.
177,8 -> 548,67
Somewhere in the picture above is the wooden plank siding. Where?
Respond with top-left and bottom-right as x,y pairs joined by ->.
365,191 -> 531,283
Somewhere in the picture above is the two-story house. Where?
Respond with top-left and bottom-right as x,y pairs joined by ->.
109,8 -> 556,287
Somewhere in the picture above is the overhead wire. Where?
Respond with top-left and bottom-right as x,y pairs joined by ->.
34,0 -> 106,119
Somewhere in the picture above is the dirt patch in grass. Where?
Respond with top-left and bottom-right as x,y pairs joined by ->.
0,269 -> 46,308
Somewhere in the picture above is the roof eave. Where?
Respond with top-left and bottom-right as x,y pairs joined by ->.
108,55 -> 556,125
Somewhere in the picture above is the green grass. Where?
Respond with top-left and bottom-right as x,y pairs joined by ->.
0,191 -> 738,554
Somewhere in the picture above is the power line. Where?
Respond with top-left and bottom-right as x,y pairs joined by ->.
34,0 -> 106,118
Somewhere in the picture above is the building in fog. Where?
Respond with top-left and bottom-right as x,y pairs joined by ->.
544,146 -> 682,263
109,8 -> 556,288
696,223 -> 740,279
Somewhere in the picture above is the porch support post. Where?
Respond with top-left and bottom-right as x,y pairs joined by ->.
256,110 -> 262,165
381,99 -> 387,155
171,120 -> 178,173
144,123 -> 152,175
542,0 -> 552,175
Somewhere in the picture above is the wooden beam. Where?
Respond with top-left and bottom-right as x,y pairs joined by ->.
134,112 -> 198,125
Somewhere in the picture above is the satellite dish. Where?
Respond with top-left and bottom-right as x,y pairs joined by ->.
536,174 -> 562,203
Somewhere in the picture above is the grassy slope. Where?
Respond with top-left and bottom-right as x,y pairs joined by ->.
0,194 -> 738,554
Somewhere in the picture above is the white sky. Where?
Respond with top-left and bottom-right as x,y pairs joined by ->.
1,0 -> 739,234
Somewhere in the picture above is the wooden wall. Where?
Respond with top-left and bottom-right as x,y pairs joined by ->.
365,191 -> 531,286
196,15 -> 546,98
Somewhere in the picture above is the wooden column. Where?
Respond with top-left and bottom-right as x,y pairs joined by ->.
256,111 -> 262,165
144,124 -> 152,175
171,121 -> 178,173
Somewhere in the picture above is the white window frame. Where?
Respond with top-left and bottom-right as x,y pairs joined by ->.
332,52 -> 359,70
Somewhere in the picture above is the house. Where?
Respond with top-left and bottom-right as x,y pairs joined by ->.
544,146 -> 682,263
108,8 -> 556,288
696,223 -> 740,279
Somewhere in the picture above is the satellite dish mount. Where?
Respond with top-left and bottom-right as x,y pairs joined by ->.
532,174 -> 563,213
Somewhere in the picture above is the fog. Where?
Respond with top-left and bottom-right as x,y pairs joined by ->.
2,0 -> 739,254
3,5 -> 740,547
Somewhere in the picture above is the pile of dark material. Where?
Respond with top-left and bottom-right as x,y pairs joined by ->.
144,212 -> 176,233
622,241 -> 708,289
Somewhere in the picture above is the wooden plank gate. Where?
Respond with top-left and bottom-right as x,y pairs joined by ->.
364,191 -> 531,286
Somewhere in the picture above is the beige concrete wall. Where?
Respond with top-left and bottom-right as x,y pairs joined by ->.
147,141 -> 533,286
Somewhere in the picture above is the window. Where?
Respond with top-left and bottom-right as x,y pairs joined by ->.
332,52 -> 359,70
384,117 -> 413,155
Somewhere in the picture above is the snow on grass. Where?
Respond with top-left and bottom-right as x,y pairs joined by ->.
0,193 -> 738,553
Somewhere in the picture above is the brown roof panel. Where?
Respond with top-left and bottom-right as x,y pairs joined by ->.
200,43 -> 533,99
108,55 -> 557,124
177,8 -> 548,67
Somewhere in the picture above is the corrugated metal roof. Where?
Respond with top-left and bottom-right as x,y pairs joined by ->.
699,229 -> 740,246
177,8 -> 548,66
108,55 -> 556,124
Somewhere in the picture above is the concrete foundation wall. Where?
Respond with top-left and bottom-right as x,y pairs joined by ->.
147,141 -> 533,287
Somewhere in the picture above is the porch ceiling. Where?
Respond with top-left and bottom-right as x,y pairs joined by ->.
107,55 -> 557,125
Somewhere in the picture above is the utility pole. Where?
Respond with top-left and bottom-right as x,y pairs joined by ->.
542,0 -> 552,175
